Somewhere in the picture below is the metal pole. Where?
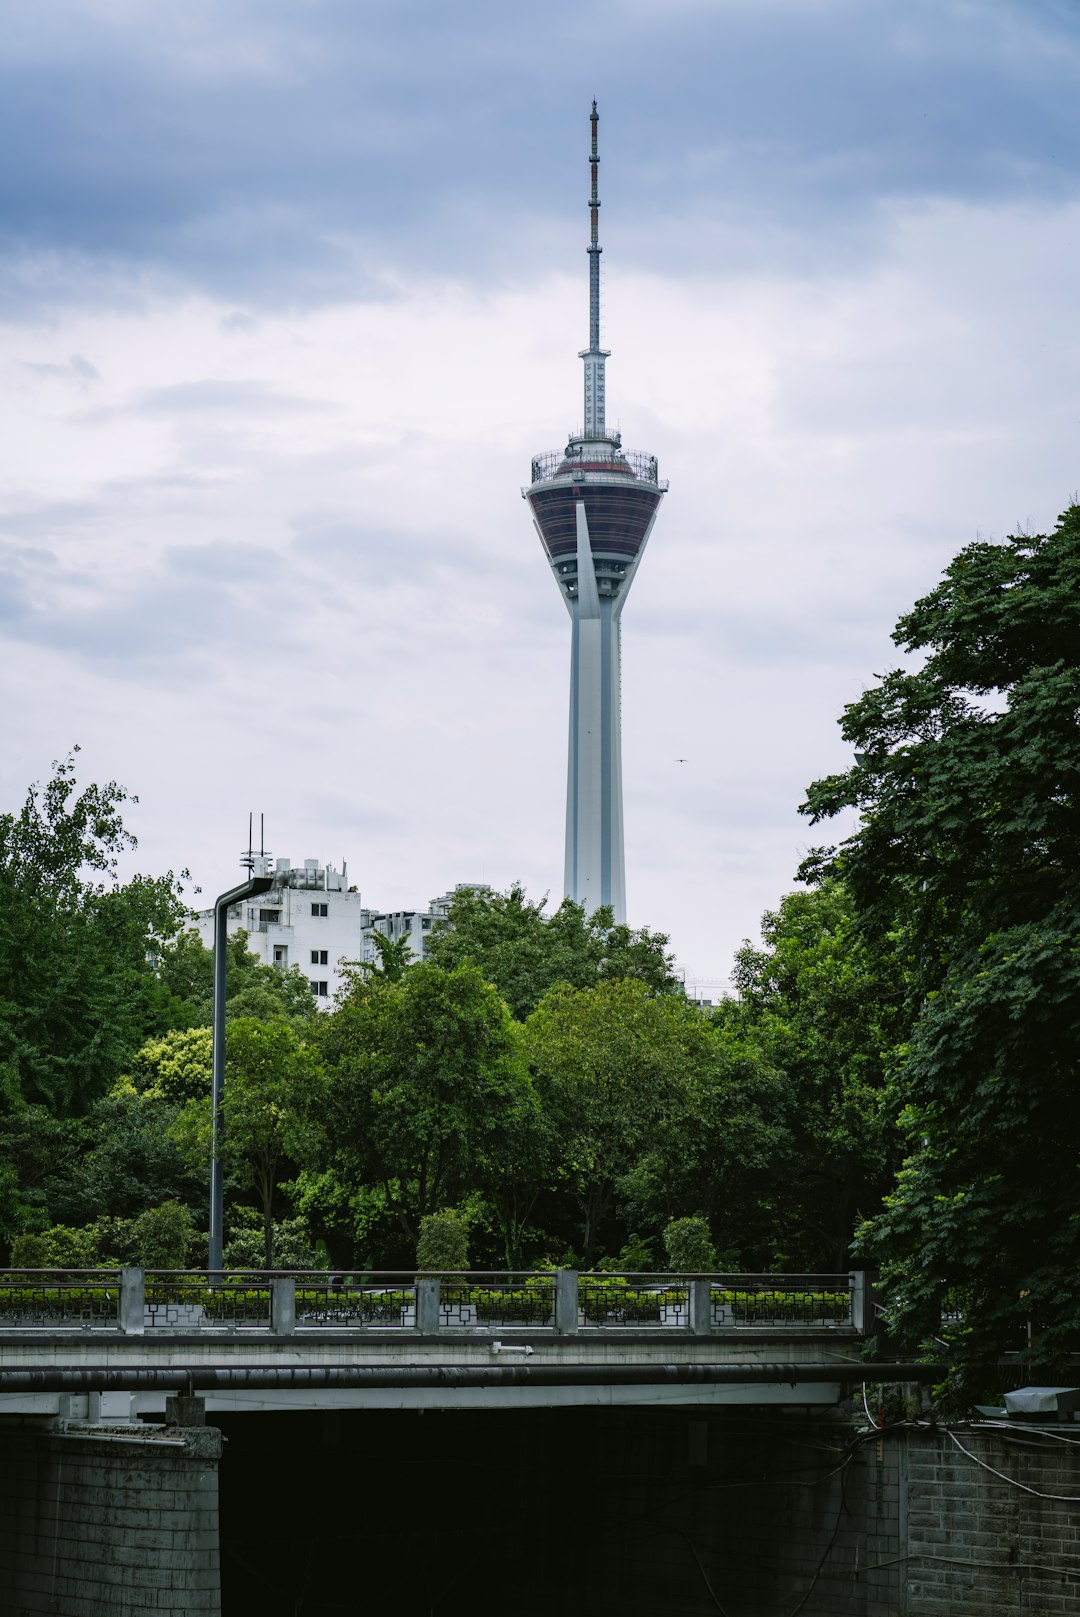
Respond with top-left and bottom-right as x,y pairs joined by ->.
209,867 -> 272,1272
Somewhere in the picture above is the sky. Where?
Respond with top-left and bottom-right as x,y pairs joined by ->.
2,0 -> 1079,994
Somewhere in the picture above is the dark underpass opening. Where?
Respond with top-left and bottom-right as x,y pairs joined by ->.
217,1404 -> 872,1617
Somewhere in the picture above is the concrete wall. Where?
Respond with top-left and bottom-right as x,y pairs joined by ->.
0,1419 -> 221,1615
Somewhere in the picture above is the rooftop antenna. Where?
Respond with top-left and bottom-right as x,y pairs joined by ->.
579,98 -> 610,441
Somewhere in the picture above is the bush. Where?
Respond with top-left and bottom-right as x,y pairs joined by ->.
596,1234 -> 654,1272
9,1232 -> 51,1267
578,1276 -> 686,1323
223,1213 -> 318,1271
663,1217 -> 716,1273
134,1202 -> 194,1269
417,1210 -> 469,1271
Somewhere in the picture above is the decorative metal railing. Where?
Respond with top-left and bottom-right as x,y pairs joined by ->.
529,449 -> 662,485
0,1269 -> 864,1336
577,1274 -> 690,1327
294,1274 -> 415,1330
0,1269 -> 121,1328
716,1274 -> 855,1327
143,1272 -> 272,1331
440,1272 -> 557,1330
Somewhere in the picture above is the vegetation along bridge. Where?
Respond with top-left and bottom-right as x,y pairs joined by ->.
0,1267 -> 939,1418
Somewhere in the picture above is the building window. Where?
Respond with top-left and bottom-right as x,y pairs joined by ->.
310,949 -> 328,966
273,946 -> 288,968
309,979 -> 329,997
260,909 -> 281,924
311,903 -> 328,917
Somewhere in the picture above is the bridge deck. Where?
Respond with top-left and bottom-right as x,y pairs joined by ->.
0,1269 -> 883,1412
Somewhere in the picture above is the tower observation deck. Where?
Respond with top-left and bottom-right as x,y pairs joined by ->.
523,103 -> 668,924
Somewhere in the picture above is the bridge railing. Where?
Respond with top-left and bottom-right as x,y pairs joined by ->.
0,1269 -> 867,1336
0,1269 -> 121,1329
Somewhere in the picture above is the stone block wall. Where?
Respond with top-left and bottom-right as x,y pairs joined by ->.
901,1425 -> 1080,1616
0,1420 -> 222,1615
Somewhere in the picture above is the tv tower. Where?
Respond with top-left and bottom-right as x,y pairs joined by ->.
524,102 -> 668,924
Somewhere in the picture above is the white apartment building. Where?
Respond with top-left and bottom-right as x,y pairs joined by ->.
359,885 -> 488,971
195,858 -> 371,1003
195,862 -> 485,1006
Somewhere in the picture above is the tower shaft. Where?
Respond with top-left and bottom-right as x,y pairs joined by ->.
565,502 -> 626,918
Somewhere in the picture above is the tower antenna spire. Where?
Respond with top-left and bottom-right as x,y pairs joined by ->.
580,99 -> 609,440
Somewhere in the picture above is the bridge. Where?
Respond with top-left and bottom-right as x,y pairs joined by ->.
0,1268 -> 958,1615
0,1266 -> 932,1419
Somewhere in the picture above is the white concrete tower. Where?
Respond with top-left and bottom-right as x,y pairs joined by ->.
524,103 -> 668,923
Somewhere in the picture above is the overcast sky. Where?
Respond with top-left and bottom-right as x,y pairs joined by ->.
2,0 -> 1079,992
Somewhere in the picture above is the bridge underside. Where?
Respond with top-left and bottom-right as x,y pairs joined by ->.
0,1327 -> 926,1417
1,1381 -> 843,1416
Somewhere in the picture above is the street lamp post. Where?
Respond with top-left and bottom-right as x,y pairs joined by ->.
209,856 -> 273,1273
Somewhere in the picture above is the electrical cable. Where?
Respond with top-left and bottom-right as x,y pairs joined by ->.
654,1523 -> 734,1616
946,1426 -> 1080,1501
861,1551 -> 1080,1577
977,1418 -> 1080,1448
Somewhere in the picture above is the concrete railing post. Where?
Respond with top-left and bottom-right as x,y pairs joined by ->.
554,1269 -> 579,1335
118,1266 -> 145,1335
416,1277 -> 441,1335
689,1278 -> 711,1336
849,1270 -> 868,1334
271,1276 -> 296,1335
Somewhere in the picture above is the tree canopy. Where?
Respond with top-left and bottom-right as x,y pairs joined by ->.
523,979 -> 718,1267
425,882 -> 679,1019
170,1017 -> 324,1268
154,927 -> 317,1030
722,881 -> 906,1268
802,507 -> 1080,1378
313,962 -> 538,1260
0,752 -> 188,1114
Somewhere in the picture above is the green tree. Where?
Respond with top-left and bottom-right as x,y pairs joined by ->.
155,928 -> 316,1030
663,1217 -> 716,1272
129,1027 -> 213,1104
171,1017 -> 323,1268
41,1086 -> 205,1227
223,1207 -> 318,1271
523,979 -> 717,1267
132,1201 -> 195,1269
723,881 -> 906,1268
315,963 -> 538,1258
365,931 -> 414,983
26,1027 -> 215,1231
616,1025 -> 792,1270
0,753 -> 188,1113
0,1092 -> 81,1245
416,1209 -> 470,1271
802,506 -> 1080,1378
426,883 -> 678,1020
